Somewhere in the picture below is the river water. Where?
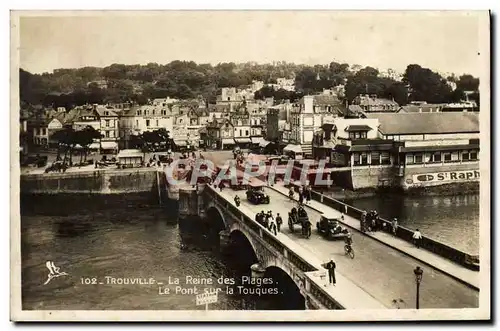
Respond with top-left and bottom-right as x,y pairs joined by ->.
343,193 -> 480,255
20,191 -> 480,310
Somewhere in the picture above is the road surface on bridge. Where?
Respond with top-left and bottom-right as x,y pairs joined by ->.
220,188 -> 479,309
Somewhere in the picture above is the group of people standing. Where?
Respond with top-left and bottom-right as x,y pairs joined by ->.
288,186 -> 312,205
360,210 -> 383,233
255,211 -> 283,236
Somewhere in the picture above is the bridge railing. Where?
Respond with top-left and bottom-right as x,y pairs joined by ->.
205,185 -> 345,310
304,189 -> 479,270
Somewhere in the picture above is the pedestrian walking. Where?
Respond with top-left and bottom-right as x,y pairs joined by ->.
305,188 -> 311,204
413,229 -> 423,248
298,192 -> 304,205
218,181 -> 224,192
268,215 -> 278,236
325,259 -> 336,286
392,218 -> 399,236
276,213 -> 283,232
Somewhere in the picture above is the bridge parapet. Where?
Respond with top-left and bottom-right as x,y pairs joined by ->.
203,185 -> 385,310
286,184 -> 479,271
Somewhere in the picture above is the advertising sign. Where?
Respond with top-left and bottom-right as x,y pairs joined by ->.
412,170 -> 479,184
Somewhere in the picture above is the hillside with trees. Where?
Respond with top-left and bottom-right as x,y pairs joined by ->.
19,61 -> 480,110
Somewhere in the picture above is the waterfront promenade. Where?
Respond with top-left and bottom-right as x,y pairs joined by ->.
218,187 -> 479,309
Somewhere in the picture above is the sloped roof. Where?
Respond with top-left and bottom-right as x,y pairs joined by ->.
95,106 -> 119,117
399,104 -> 444,113
365,112 -> 479,135
313,95 -> 340,106
345,125 -> 373,132
356,95 -> 399,106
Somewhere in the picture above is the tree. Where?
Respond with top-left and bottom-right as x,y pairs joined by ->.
51,127 -> 77,165
403,64 -> 452,103
75,126 -> 102,164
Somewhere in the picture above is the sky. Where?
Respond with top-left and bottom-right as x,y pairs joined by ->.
17,11 -> 485,76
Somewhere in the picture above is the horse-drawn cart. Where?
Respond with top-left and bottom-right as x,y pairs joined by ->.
288,206 -> 312,238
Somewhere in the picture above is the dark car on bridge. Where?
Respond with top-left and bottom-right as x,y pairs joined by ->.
316,214 -> 348,240
246,183 -> 270,204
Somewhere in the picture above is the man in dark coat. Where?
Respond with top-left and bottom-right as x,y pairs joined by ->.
298,192 -> 304,205
326,259 -> 336,285
275,213 -> 283,232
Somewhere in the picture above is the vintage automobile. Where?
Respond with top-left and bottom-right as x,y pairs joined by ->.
246,183 -> 270,204
316,213 -> 349,240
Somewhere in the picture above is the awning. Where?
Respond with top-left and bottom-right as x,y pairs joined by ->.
345,125 -> 373,132
174,140 -> 187,147
101,141 -> 118,150
89,142 -> 100,150
283,144 -> 303,153
251,137 -> 264,144
235,138 -> 252,143
222,138 -> 236,145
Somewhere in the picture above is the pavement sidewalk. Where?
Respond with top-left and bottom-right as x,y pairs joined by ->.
270,183 -> 479,290
218,188 -> 387,309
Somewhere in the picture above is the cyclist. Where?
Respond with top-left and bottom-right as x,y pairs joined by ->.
344,232 -> 353,253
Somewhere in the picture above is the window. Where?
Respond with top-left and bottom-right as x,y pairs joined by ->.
424,153 -> 431,163
105,120 -> 110,127
110,131 -> 114,138
353,153 -> 360,166
371,152 -> 380,165
146,120 -> 150,127
245,130 -> 249,136
136,120 -> 139,127
414,153 -> 423,164
156,120 -> 159,127
239,130 -> 243,137
360,153 -> 368,165
162,110 -> 167,116
462,150 -> 470,161
105,131 -> 110,138
431,152 -> 441,162
470,150 -> 478,160
406,153 -> 414,165
443,152 -> 452,162
136,110 -> 141,116
451,151 -> 459,162
381,152 -> 391,165
349,131 -> 367,139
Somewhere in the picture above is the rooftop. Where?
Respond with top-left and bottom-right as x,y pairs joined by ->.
365,112 -> 479,135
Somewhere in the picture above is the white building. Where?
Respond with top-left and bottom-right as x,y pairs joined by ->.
288,95 -> 344,157
119,105 -> 175,149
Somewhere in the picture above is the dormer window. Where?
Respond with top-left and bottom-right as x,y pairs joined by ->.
345,125 -> 372,140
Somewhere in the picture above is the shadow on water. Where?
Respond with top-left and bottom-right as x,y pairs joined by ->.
54,219 -> 95,238
20,193 -> 304,310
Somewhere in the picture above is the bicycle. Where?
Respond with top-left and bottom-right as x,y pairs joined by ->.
344,244 -> 355,259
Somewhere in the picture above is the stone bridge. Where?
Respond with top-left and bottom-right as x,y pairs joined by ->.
178,183 -> 386,310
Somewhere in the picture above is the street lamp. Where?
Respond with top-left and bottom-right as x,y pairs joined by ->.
413,266 -> 423,309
